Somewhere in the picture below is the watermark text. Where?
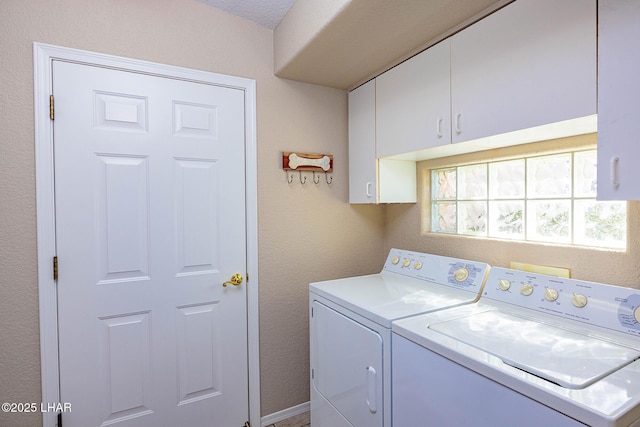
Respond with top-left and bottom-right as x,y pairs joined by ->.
2,402 -> 72,413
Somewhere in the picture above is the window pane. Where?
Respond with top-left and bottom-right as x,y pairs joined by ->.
574,150 -> 598,198
428,149 -> 626,250
574,200 -> 626,249
489,201 -> 525,239
489,160 -> 525,199
527,200 -> 571,243
458,164 -> 487,200
527,154 -> 571,198
458,201 -> 487,236
432,202 -> 456,233
432,169 -> 456,200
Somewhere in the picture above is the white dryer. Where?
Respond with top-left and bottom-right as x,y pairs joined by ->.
393,267 -> 640,427
309,248 -> 490,427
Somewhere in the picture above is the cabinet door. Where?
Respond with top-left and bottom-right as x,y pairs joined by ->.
349,80 -> 377,204
597,0 -> 640,200
451,0 -> 596,144
376,40 -> 451,157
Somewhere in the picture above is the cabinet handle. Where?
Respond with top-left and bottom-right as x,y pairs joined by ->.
611,157 -> 620,189
365,366 -> 377,413
366,182 -> 372,198
436,117 -> 444,138
455,113 -> 463,134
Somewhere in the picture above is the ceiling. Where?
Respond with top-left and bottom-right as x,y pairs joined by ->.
196,0 -> 296,29
198,0 -> 510,90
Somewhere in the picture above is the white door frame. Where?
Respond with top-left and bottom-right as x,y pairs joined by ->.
33,42 -> 260,427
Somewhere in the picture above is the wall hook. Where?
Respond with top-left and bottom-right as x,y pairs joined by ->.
281,152 -> 333,186
325,172 -> 333,185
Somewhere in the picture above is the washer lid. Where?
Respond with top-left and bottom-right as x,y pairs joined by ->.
430,311 -> 640,389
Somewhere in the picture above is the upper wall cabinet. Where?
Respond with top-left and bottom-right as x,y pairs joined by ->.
597,0 -> 640,200
349,0 -> 596,204
376,40 -> 451,158
372,0 -> 596,160
349,80 -> 378,204
349,80 -> 417,204
450,0 -> 596,144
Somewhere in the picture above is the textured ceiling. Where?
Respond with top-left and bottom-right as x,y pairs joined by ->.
196,0 -> 296,29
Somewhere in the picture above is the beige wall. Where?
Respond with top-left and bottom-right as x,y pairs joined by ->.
385,133 -> 640,288
0,1 -> 385,425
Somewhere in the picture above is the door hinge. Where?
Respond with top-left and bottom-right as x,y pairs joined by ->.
57,412 -> 62,427
49,95 -> 55,120
53,256 -> 58,281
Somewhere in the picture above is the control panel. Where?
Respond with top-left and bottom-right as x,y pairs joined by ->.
484,267 -> 640,336
382,248 -> 489,293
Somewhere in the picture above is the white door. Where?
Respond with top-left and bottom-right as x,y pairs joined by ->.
53,60 -> 248,427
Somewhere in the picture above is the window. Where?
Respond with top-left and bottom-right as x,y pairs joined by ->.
430,150 -> 626,249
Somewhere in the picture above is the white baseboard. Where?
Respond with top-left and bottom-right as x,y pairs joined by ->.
261,401 -> 310,426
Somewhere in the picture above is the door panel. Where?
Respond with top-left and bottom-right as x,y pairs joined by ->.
176,303 -> 221,403
175,159 -> 219,274
53,60 -> 247,427
99,312 -> 153,423
97,154 -> 150,283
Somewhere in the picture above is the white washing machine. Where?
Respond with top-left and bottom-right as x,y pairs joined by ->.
309,248 -> 490,427
392,267 -> 640,427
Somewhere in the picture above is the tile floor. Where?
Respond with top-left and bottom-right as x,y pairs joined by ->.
265,411 -> 310,427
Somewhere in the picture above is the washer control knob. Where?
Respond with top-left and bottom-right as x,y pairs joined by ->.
391,256 -> 400,265
545,288 -> 559,302
572,294 -> 588,308
520,284 -> 534,296
414,261 -> 423,270
634,307 -> 640,323
499,279 -> 511,291
402,259 -> 411,267
453,268 -> 469,282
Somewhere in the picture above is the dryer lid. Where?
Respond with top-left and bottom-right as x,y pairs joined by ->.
429,311 -> 640,389
310,273 -> 479,327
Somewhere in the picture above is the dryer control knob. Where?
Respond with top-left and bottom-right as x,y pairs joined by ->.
391,256 -> 400,265
520,284 -> 534,296
453,268 -> 469,282
499,279 -> 511,291
414,261 -> 423,270
402,259 -> 411,267
635,307 -> 640,323
572,294 -> 588,308
545,288 -> 559,302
